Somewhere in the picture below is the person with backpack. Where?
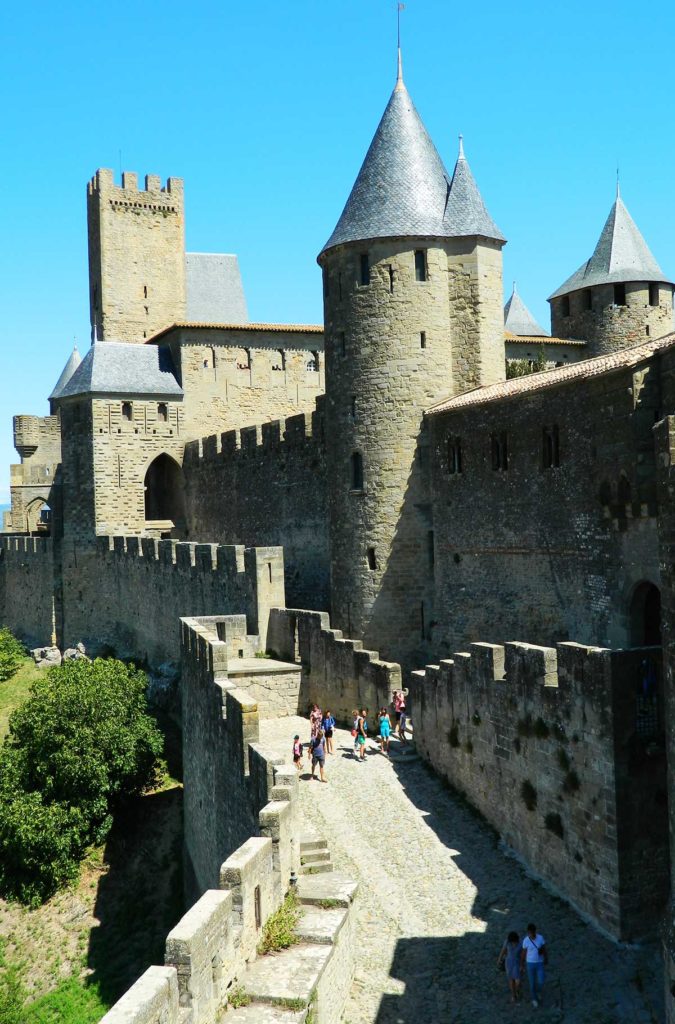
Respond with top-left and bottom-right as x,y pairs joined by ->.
322,709 -> 336,754
310,728 -> 327,782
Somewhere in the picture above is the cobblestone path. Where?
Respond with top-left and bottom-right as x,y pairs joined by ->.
261,720 -> 663,1023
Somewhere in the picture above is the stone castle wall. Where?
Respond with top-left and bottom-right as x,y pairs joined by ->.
101,614 -> 357,1024
183,402 -> 329,612
551,282 -> 674,356
0,537 -> 55,648
87,169 -> 186,343
267,607 -> 401,723
409,640 -> 668,941
428,347 -> 662,656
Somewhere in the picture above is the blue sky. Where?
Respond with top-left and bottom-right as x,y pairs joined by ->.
2,0 -> 675,500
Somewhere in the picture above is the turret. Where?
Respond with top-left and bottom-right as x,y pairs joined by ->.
317,55 -> 505,665
549,187 -> 674,355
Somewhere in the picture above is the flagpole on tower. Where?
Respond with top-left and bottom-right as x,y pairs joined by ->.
397,2 -> 405,84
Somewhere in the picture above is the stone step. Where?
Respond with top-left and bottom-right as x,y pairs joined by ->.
224,1002 -> 307,1022
300,849 -> 330,864
223,1002 -> 307,1022
299,858 -> 332,876
295,905 -> 348,946
242,941 -> 332,1006
296,872 -> 358,908
298,835 -> 328,852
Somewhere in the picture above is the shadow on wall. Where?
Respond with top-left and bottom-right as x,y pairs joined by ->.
87,716 -> 184,1006
373,758 -> 664,1023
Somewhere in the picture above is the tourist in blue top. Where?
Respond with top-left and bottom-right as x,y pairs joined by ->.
322,709 -> 336,754
378,707 -> 391,757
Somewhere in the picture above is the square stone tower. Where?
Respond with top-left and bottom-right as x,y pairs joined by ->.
87,169 -> 186,343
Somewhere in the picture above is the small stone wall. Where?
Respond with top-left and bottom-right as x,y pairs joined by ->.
409,640 -> 668,940
267,607 -> 401,723
0,536 -> 55,649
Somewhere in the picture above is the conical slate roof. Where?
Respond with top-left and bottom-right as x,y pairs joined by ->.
320,62 -> 504,256
55,342 -> 183,400
549,191 -> 672,299
49,345 -> 82,401
504,283 -> 549,337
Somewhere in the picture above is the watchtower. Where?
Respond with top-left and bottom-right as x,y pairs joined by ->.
318,56 -> 505,666
87,169 -> 186,343
549,187 -> 675,355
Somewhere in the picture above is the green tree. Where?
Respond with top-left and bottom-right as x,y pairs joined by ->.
0,659 -> 163,905
0,630 -> 25,684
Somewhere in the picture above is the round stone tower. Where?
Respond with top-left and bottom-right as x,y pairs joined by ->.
549,187 -> 674,355
317,57 -> 506,666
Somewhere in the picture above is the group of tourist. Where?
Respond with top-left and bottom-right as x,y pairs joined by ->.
497,924 -> 548,1008
292,690 -> 410,782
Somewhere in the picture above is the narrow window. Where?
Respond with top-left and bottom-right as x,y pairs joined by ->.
542,425 -> 560,468
388,265 -> 394,294
351,451 -> 364,490
268,562 -> 273,583
560,295 -> 570,318
359,253 -> 370,286
351,396 -> 356,419
338,272 -> 343,301
427,530 -> 435,573
646,325 -> 650,337
367,547 -> 377,571
340,331 -> 346,357
491,431 -> 508,471
157,403 -> 168,422
649,283 -> 659,307
447,437 -> 462,474
122,402 -> 132,421
614,282 -> 626,306
143,284 -> 148,298
414,249 -> 428,282
254,885 -> 262,930
420,331 -> 427,349
582,289 -> 592,311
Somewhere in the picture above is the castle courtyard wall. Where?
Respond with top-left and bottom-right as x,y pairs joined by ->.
409,640 -> 668,941
0,537 -> 55,648
428,352 -> 662,656
183,403 -> 329,612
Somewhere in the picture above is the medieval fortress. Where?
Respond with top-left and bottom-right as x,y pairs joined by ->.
3,54 -> 675,1021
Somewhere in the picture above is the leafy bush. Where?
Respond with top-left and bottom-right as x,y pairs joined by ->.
0,658 -> 163,905
257,890 -> 301,955
0,630 -> 25,684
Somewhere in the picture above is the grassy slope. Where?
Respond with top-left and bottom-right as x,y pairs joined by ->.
0,663 -> 184,1020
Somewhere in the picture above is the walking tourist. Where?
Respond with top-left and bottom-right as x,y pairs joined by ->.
398,705 -> 408,743
310,703 -> 322,740
292,734 -> 304,772
520,923 -> 547,1007
497,931 -> 522,1003
322,708 -> 336,754
378,706 -> 391,756
310,728 -> 327,782
351,708 -> 360,756
355,708 -> 368,761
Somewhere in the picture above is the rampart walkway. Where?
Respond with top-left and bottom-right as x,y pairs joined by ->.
260,719 -> 663,1023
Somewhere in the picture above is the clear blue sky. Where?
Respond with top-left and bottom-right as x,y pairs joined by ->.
2,0 -> 674,501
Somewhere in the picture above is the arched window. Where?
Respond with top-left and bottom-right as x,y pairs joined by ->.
144,454 -> 186,528
235,348 -> 251,371
350,452 -> 364,491
26,498 -> 51,535
271,349 -> 285,372
157,403 -> 168,422
630,582 -> 661,647
306,351 -> 320,373
122,402 -> 132,421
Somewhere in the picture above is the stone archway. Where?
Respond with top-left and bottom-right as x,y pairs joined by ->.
25,497 -> 51,534
144,454 -> 186,529
630,581 -> 661,646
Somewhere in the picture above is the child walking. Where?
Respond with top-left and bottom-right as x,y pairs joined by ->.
292,734 -> 304,772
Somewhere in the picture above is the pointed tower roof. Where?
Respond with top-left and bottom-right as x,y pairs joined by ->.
319,67 -> 504,257
504,283 -> 549,337
549,192 -> 672,299
49,345 -> 82,401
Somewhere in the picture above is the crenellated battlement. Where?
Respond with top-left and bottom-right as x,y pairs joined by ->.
184,397 -> 325,468
87,167 -> 183,201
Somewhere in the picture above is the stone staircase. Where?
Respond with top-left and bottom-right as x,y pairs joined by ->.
223,872 -> 357,1024
299,835 -> 332,875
